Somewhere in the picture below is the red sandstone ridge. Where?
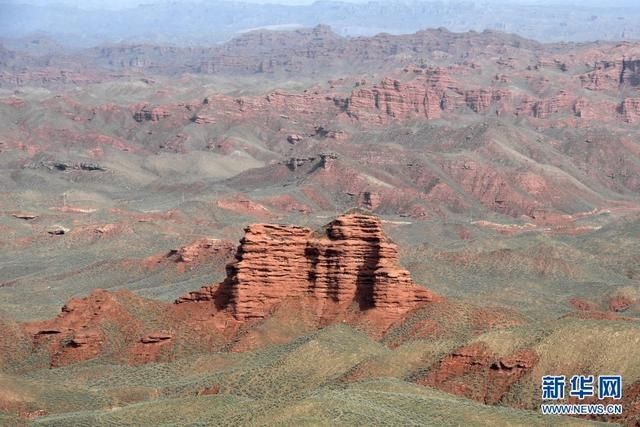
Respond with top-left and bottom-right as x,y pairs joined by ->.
620,98 -> 640,123
25,213 -> 439,366
132,104 -> 172,122
177,213 -> 437,321
418,342 -> 538,405
24,289 -> 140,367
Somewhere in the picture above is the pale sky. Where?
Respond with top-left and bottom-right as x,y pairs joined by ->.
5,0 -> 639,9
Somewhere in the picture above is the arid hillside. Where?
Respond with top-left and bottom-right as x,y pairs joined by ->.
0,27 -> 639,425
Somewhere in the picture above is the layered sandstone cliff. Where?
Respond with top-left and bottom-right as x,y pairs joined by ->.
620,98 -> 640,123
133,105 -> 172,122
177,213 -> 436,320
419,342 -> 538,405
580,58 -> 640,91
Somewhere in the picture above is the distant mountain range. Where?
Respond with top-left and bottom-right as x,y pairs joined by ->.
1,0 -> 640,46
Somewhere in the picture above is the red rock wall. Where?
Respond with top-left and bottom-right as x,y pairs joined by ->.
346,72 -> 458,122
621,98 -> 640,123
179,214 -> 435,320
420,342 -> 538,405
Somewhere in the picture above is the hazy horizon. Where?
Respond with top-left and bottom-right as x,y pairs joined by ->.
2,0 -> 640,10
2,0 -> 640,45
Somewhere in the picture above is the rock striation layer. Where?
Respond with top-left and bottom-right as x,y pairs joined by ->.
177,213 -> 435,320
419,342 -> 538,405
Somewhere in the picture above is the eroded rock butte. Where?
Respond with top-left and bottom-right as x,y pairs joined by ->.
177,213 -> 436,320
27,213 -> 438,366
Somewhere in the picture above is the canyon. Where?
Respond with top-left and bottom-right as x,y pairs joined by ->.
1,24 -> 639,426
13,212 -> 640,426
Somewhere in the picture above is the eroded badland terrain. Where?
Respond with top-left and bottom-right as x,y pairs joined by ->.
1,25 -> 640,425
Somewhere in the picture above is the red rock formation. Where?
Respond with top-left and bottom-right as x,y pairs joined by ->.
173,238 -> 235,264
177,213 -> 436,321
441,159 -> 538,217
620,98 -> 640,123
216,197 -> 272,217
263,89 -> 338,119
25,289 -> 138,367
579,60 -> 623,91
419,342 -> 538,404
142,238 -> 235,273
615,380 -> 640,425
131,331 -> 173,364
464,89 -> 510,114
357,191 -> 382,210
191,114 -> 216,124
532,90 -> 574,119
608,295 -> 633,312
260,194 -> 312,214
425,342 -> 493,383
26,214 -> 439,365
620,58 -> 640,87
572,97 -> 593,118
345,72 -> 457,122
133,105 -> 172,122
115,61 -> 640,129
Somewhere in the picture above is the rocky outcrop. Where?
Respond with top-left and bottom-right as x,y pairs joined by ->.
419,342 -> 538,405
346,75 -> 450,122
287,134 -> 304,144
620,58 -> 640,87
608,295 -> 633,312
580,60 -> 623,91
133,105 -> 171,122
117,61 -> 640,129
620,98 -> 640,123
441,159 -> 538,218
131,331 -> 173,364
191,114 -> 216,124
283,156 -> 316,171
281,153 -> 339,171
344,73 -> 581,124
11,212 -> 38,220
27,160 -> 106,172
47,225 -> 70,235
357,191 -> 382,210
532,90 -> 574,119
26,289 -> 135,367
464,89 -> 510,114
579,57 -> 640,91
170,238 -> 235,264
177,213 -> 436,321
319,152 -> 338,169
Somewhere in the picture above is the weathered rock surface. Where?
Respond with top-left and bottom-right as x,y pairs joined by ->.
177,213 -> 436,320
47,225 -> 70,235
133,105 -> 172,122
11,212 -> 38,220
620,98 -> 640,123
26,289 -> 134,367
582,58 -> 640,91
171,238 -> 235,264
119,63 -> 640,130
609,295 -> 634,312
419,342 -> 538,405
346,76 -> 447,122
